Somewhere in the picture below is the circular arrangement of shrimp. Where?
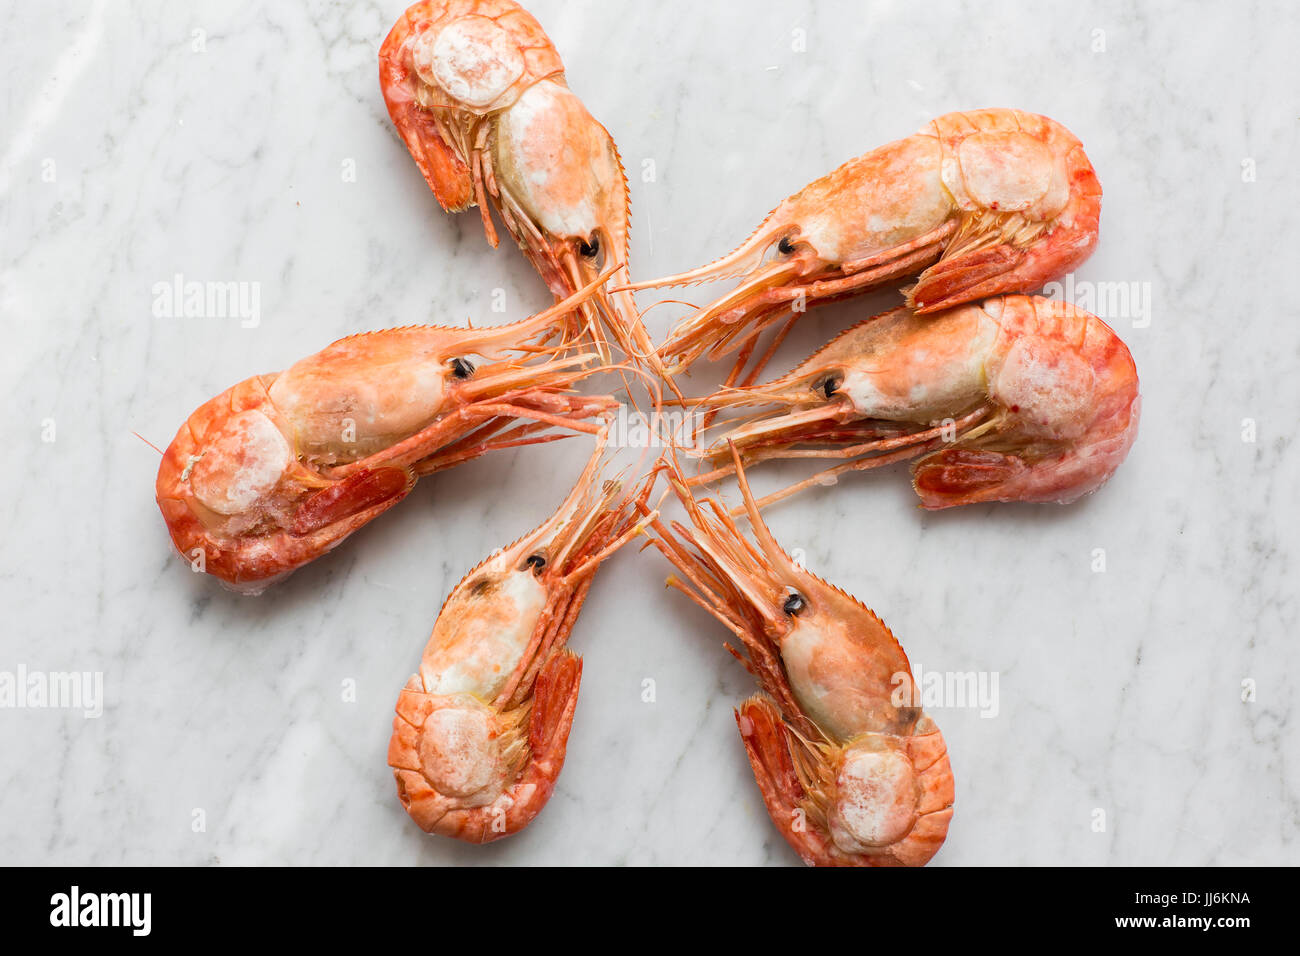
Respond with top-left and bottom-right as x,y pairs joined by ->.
154,0 -> 1139,864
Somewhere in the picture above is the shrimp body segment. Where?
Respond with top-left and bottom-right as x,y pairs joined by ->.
631,109 -> 1101,372
645,453 -> 954,866
696,295 -> 1140,510
155,282 -> 618,593
380,1 -> 658,369
388,434 -> 655,842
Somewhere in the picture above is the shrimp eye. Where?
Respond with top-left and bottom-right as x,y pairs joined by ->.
813,372 -> 843,400
449,357 -> 475,380
783,591 -> 807,616
777,236 -> 796,256
578,233 -> 600,259
524,553 -> 547,574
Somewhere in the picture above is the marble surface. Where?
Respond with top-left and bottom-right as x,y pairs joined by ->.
2,0 -> 1297,866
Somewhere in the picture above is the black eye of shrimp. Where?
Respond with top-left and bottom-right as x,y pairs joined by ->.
813,373 -> 843,400
578,233 -> 600,259
524,554 -> 547,574
449,357 -> 475,380
778,237 -> 797,256
783,591 -> 806,616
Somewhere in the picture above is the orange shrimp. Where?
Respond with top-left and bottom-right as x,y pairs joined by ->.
689,295 -> 1139,510
380,0 -> 664,378
388,432 -> 655,841
643,450 -> 953,865
627,108 -> 1101,378
155,276 -> 618,593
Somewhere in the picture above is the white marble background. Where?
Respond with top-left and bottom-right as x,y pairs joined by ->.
1,0 -> 1296,866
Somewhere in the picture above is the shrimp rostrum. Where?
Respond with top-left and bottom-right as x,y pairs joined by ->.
388,432 -> 655,842
380,0 -> 660,371
692,295 -> 1140,511
629,109 -> 1101,374
155,276 -> 618,593
644,451 -> 954,866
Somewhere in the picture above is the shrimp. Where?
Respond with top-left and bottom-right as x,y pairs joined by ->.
642,449 -> 954,866
388,431 -> 655,842
154,274 -> 619,594
690,295 -> 1140,510
626,108 -> 1101,377
380,0 -> 664,378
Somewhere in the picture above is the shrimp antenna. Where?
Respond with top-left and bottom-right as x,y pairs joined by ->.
133,431 -> 165,456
